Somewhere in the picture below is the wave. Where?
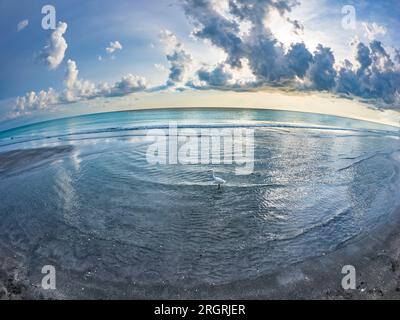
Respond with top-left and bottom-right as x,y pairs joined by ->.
263,207 -> 353,242
337,149 -> 400,172
1,121 -> 397,149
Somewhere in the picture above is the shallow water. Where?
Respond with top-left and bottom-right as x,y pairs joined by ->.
0,108 -> 399,291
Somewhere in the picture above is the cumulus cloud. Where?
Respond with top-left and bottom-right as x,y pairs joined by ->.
337,40 -> 400,104
306,45 -> 337,91
106,41 -> 123,54
160,30 -> 194,87
62,59 -> 97,102
62,60 -> 146,101
12,60 -> 147,116
14,89 -> 59,115
39,22 -> 68,69
395,49 -> 400,65
196,63 -> 233,87
362,22 -> 386,41
161,0 -> 309,89
99,74 -> 147,97
10,0 -> 400,117
186,0 -> 244,68
182,0 -> 313,84
287,43 -> 313,78
154,63 -> 167,72
17,19 -> 29,32
179,0 -> 399,107
355,42 -> 372,71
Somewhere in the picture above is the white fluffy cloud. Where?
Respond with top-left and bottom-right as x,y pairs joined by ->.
14,89 -> 59,116
39,22 -> 68,69
104,74 -> 146,96
62,59 -> 147,101
62,59 -> 97,102
17,19 -> 29,32
362,22 -> 387,41
13,59 -> 147,115
106,41 -> 123,54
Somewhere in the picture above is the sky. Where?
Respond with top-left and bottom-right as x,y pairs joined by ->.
0,0 -> 399,129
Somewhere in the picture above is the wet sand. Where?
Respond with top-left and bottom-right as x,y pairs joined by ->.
1,206 -> 400,300
0,146 -> 73,178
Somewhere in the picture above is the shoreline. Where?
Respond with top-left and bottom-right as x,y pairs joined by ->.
205,204 -> 400,299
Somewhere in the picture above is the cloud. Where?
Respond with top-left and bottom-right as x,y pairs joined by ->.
99,74 -> 147,97
12,60 -> 147,116
355,42 -> 372,71
62,59 -> 146,101
14,89 -> 59,114
287,43 -> 313,78
9,0 -> 400,118
154,63 -> 167,71
160,30 -> 194,87
196,63 -> 233,87
185,0 -> 244,68
106,41 -> 123,54
306,45 -> 337,91
337,40 -> 400,104
62,59 -> 97,102
17,19 -> 29,32
182,0 -> 312,84
362,22 -> 387,41
179,0 -> 399,108
395,49 -> 400,65
39,22 -> 68,69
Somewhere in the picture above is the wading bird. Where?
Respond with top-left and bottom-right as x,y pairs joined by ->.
210,169 -> 226,189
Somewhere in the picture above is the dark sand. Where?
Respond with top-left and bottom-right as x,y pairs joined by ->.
1,206 -> 400,300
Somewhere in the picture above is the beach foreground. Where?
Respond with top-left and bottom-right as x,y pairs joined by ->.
1,205 -> 400,299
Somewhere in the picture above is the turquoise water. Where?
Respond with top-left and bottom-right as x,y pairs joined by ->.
0,108 -> 399,296
0,108 -> 398,147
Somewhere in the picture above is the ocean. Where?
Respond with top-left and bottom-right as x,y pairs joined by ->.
0,108 -> 399,296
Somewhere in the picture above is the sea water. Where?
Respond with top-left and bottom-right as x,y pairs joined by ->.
0,108 -> 399,293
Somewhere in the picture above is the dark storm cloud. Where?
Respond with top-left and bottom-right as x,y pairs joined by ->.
197,64 -> 233,87
337,41 -> 400,104
307,45 -> 337,91
287,43 -> 313,78
182,0 -> 311,83
181,0 -> 400,108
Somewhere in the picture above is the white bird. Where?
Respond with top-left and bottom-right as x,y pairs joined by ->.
210,169 -> 226,189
